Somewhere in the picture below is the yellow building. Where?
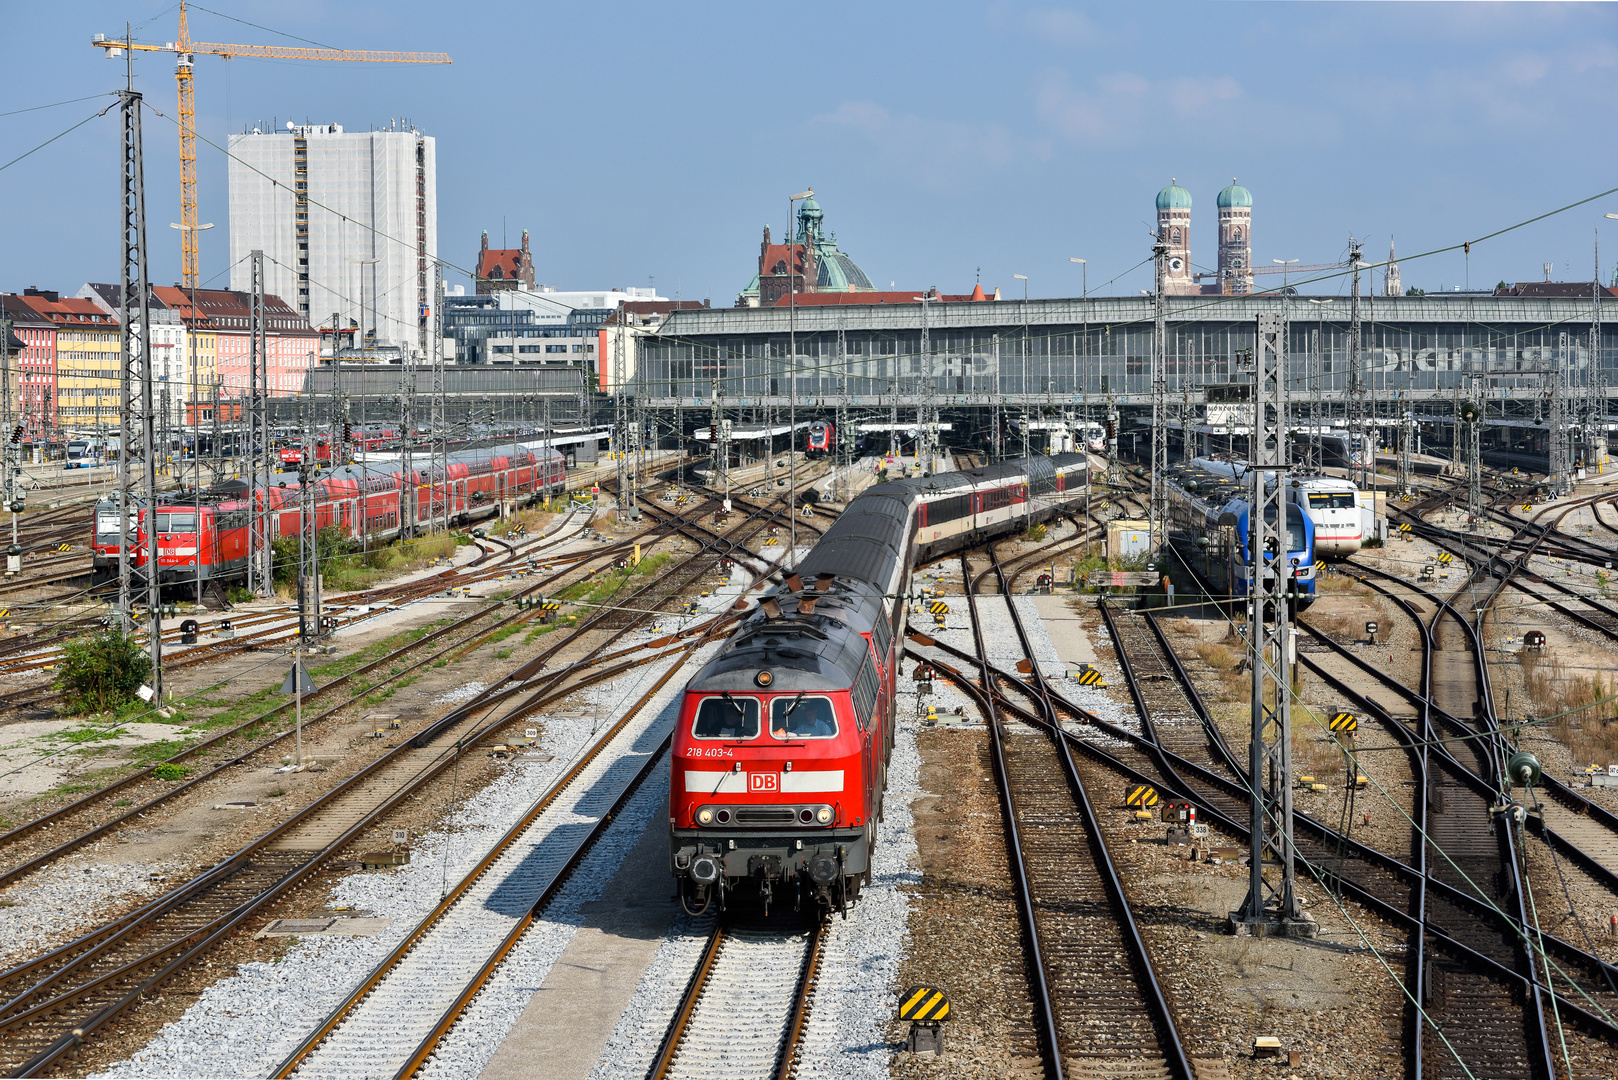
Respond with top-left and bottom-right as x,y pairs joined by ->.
27,295 -> 121,429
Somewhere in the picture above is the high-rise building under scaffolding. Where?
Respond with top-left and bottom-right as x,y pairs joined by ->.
228,120 -> 437,356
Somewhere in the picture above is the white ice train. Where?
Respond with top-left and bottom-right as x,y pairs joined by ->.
1288,474 -> 1362,557
1190,458 -> 1363,559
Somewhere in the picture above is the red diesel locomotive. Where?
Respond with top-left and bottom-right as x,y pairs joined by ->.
94,444 -> 566,588
670,452 -> 1088,914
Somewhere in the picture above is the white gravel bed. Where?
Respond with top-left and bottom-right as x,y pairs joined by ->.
431,681 -> 489,706
793,692 -> 923,1079
0,858 -> 188,969
91,645 -> 714,1080
416,760 -> 675,1080
666,926 -> 816,1080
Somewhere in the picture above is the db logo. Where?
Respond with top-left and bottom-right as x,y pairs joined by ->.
748,772 -> 779,793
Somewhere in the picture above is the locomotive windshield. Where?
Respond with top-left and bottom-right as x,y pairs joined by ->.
770,696 -> 837,739
1287,519 -> 1307,552
153,513 -> 197,532
1307,493 -> 1356,509
693,695 -> 759,739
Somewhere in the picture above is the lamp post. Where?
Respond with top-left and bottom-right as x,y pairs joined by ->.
171,221 -> 213,606
1272,258 -> 1299,291
345,256 -> 380,356
787,188 -> 813,557
1013,274 -> 1034,443
1068,257 -> 1086,300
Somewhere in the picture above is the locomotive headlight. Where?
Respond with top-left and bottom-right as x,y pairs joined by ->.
816,807 -> 832,824
696,808 -> 713,825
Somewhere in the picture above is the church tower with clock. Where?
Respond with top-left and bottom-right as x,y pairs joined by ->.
1217,179 -> 1253,295
1155,180 -> 1197,295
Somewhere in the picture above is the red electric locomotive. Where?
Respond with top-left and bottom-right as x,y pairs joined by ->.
805,420 -> 834,458
670,452 -> 1089,914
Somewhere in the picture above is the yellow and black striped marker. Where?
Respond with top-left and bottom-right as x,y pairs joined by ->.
541,600 -> 562,612
1330,712 -> 1358,733
1436,552 -> 1452,565
1521,503 -> 1532,513
57,543 -> 70,552
899,986 -> 950,1022
1397,522 -> 1412,534
1073,664 -> 1107,687
764,537 -> 779,546
929,600 -> 949,615
1125,784 -> 1158,808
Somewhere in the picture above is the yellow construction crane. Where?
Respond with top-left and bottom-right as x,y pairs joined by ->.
93,0 -> 451,289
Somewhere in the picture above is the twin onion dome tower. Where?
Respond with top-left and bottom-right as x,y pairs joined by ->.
1156,179 -> 1253,296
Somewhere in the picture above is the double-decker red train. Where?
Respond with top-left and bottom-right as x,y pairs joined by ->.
92,443 -> 565,588
669,452 -> 1088,914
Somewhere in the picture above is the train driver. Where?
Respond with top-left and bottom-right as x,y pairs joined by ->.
771,694 -> 837,739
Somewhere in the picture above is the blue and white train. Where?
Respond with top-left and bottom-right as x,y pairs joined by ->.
1190,457 -> 1362,559
1164,462 -> 1316,606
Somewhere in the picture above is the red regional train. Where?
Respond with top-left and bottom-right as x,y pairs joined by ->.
92,443 -> 565,588
670,452 -> 1088,914
805,420 -> 834,457
276,428 -> 399,465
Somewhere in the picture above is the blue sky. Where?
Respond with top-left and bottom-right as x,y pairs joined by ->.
4,2 -> 1617,303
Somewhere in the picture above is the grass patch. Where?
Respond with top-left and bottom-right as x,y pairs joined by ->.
494,648 -> 513,660
153,763 -> 187,781
1519,652 -> 1618,763
523,624 -> 556,645
1195,642 -> 1238,670
320,533 -> 464,592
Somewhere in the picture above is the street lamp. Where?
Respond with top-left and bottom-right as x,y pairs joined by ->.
1069,258 -> 1086,300
786,189 -> 813,556
1273,258 -> 1299,290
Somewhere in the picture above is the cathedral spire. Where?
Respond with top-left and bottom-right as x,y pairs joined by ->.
1384,237 -> 1402,297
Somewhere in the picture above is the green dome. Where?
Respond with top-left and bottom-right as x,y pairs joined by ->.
1217,181 -> 1252,209
1156,182 -> 1192,211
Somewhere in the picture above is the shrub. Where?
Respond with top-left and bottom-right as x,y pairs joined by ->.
1025,523 -> 1048,542
153,762 -> 187,781
54,629 -> 152,714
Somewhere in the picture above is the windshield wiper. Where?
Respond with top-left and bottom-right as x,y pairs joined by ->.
721,691 -> 746,716
782,691 -> 807,720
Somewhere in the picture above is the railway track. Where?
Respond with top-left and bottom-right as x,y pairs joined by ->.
0,490 -> 817,1072
951,550 -> 1192,1080
275,642 -> 703,1080
647,917 -> 825,1080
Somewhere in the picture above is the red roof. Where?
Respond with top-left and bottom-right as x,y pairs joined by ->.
476,249 -> 525,281
15,294 -> 117,327
759,243 -> 808,279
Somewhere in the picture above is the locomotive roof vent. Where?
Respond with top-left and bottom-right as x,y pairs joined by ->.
798,595 -> 818,615
762,598 -> 783,619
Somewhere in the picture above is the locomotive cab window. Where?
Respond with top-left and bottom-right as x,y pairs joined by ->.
1306,493 -> 1355,509
769,695 -> 838,740
693,695 -> 760,739
153,513 -> 196,532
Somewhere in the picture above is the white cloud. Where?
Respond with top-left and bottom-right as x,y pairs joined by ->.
1033,69 -> 1247,145
813,99 -> 1042,180
1023,7 -> 1100,48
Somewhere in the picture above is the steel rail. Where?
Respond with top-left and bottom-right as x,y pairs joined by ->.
957,551 -> 1063,1080
985,550 -> 1195,1080
0,523 -> 703,875
3,632 -> 717,1078
909,644 -> 1618,1055
274,641 -> 702,1079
